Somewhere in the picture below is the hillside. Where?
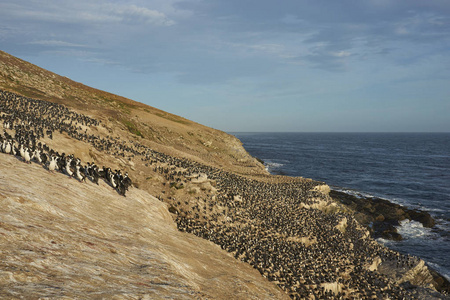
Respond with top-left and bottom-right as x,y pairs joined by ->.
1,50 -> 448,299
0,153 -> 287,299
0,50 -> 265,177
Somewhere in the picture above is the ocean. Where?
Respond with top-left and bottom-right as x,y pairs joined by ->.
232,132 -> 450,280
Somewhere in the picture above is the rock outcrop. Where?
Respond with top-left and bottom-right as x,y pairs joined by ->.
330,190 -> 436,240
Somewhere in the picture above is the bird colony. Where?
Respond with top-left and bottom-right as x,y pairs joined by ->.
0,90 -> 443,299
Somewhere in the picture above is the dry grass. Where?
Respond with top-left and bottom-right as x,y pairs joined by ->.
0,50 -> 266,176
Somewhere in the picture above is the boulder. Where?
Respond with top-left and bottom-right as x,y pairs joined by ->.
329,190 -> 436,241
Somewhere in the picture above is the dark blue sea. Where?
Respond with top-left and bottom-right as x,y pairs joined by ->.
232,132 -> 450,280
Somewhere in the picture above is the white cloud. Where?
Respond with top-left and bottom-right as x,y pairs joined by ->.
0,1 -> 175,27
393,11 -> 450,39
332,51 -> 351,57
248,44 -> 285,55
102,4 -> 175,26
28,40 -> 88,48
395,26 -> 409,35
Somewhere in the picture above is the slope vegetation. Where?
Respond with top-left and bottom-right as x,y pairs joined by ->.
0,50 -> 264,176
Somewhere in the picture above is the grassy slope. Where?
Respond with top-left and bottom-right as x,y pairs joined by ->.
0,50 -> 266,176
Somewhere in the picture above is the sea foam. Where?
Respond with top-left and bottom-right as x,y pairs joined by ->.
397,219 -> 434,240
264,160 -> 286,173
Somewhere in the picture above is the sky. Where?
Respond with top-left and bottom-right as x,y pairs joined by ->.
1,0 -> 449,132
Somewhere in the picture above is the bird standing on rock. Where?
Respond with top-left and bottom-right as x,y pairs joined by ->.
64,157 -> 74,177
75,165 -> 86,182
3,140 -> 11,154
48,155 -> 58,172
23,147 -> 31,164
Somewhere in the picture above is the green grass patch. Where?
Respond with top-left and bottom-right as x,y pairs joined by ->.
155,112 -> 190,125
99,96 -> 133,114
121,119 -> 144,137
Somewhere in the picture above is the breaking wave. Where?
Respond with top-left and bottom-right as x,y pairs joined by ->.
397,219 -> 435,239
264,160 -> 288,174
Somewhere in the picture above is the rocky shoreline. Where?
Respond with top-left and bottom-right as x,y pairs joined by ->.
330,189 -> 450,294
329,190 -> 435,241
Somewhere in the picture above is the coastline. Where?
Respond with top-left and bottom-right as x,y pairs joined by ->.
329,190 -> 436,240
329,189 -> 450,294
254,152 -> 450,295
235,132 -> 450,287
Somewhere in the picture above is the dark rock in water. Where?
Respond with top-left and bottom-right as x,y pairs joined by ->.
373,220 -> 403,241
429,267 -> 450,295
408,210 -> 436,228
375,214 -> 385,222
330,190 -> 436,241
371,197 -> 408,221
255,157 -> 264,165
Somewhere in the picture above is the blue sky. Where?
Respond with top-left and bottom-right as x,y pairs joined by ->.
1,0 -> 449,132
